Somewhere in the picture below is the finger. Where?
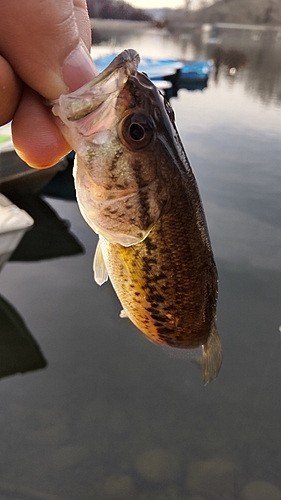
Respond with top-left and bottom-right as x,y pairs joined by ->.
0,55 -> 22,126
73,0 -> 92,49
12,87 -> 71,168
0,0 -> 97,100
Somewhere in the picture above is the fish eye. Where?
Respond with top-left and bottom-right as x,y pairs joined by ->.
118,111 -> 155,150
129,123 -> 145,141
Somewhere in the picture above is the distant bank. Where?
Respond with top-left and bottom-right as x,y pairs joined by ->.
90,17 -> 281,33
90,18 -> 152,31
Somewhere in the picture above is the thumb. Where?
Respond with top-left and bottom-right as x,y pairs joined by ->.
0,0 -> 97,100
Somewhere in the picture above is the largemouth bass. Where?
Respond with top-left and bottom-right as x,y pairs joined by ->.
52,49 -> 222,384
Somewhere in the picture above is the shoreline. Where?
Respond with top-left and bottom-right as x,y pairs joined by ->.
90,17 -> 281,33
90,18 -> 152,31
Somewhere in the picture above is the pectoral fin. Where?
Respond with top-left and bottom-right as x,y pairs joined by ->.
93,239 -> 108,285
201,321 -> 222,385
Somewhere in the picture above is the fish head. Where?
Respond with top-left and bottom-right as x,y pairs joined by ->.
53,48 -> 179,164
52,50 -> 182,246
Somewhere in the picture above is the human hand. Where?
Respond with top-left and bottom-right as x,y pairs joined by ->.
0,0 -> 98,168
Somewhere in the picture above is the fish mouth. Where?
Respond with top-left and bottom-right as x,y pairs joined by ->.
52,49 -> 141,123
94,49 -> 141,86
52,49 -> 158,145
52,49 -> 151,145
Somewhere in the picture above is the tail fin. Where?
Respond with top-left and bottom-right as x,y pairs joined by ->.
201,321 -> 222,385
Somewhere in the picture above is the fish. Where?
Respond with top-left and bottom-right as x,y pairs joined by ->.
52,49 -> 222,384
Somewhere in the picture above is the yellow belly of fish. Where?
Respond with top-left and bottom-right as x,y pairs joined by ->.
100,219 -> 215,349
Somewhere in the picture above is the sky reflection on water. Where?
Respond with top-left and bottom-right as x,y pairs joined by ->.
0,25 -> 281,500
174,78 -> 281,272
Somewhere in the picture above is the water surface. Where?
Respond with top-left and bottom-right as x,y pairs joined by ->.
1,24 -> 281,500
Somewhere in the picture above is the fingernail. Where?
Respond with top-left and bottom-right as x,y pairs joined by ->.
62,42 -> 98,92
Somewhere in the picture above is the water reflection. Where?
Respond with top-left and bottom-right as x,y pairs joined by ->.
7,193 -> 83,262
213,47 -> 248,78
0,294 -> 46,378
0,192 -> 84,381
92,22 -> 281,106
205,27 -> 281,105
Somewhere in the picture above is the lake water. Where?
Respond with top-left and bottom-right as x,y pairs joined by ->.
1,24 -> 281,500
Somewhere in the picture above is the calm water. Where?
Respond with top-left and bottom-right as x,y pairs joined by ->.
1,25 -> 281,500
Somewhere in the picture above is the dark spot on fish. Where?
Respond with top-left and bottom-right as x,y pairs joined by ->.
147,306 -> 161,315
154,273 -> 166,281
143,255 -> 157,266
144,238 -> 157,252
154,321 -> 164,328
109,148 -> 123,172
149,302 -> 159,309
146,292 -> 165,304
142,263 -> 152,274
151,313 -> 164,322
157,326 -> 173,336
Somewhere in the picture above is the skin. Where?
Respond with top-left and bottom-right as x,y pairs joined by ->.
0,0 -> 98,168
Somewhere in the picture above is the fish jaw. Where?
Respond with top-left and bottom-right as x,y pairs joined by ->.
52,49 -> 140,149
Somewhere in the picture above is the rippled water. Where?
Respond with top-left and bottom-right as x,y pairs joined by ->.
0,24 -> 281,500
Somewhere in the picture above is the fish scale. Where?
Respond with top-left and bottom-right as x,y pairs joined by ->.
103,187 -> 216,348
52,48 -> 222,384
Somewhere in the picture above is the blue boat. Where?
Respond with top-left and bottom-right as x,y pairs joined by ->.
179,60 -> 213,82
93,53 -> 213,87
